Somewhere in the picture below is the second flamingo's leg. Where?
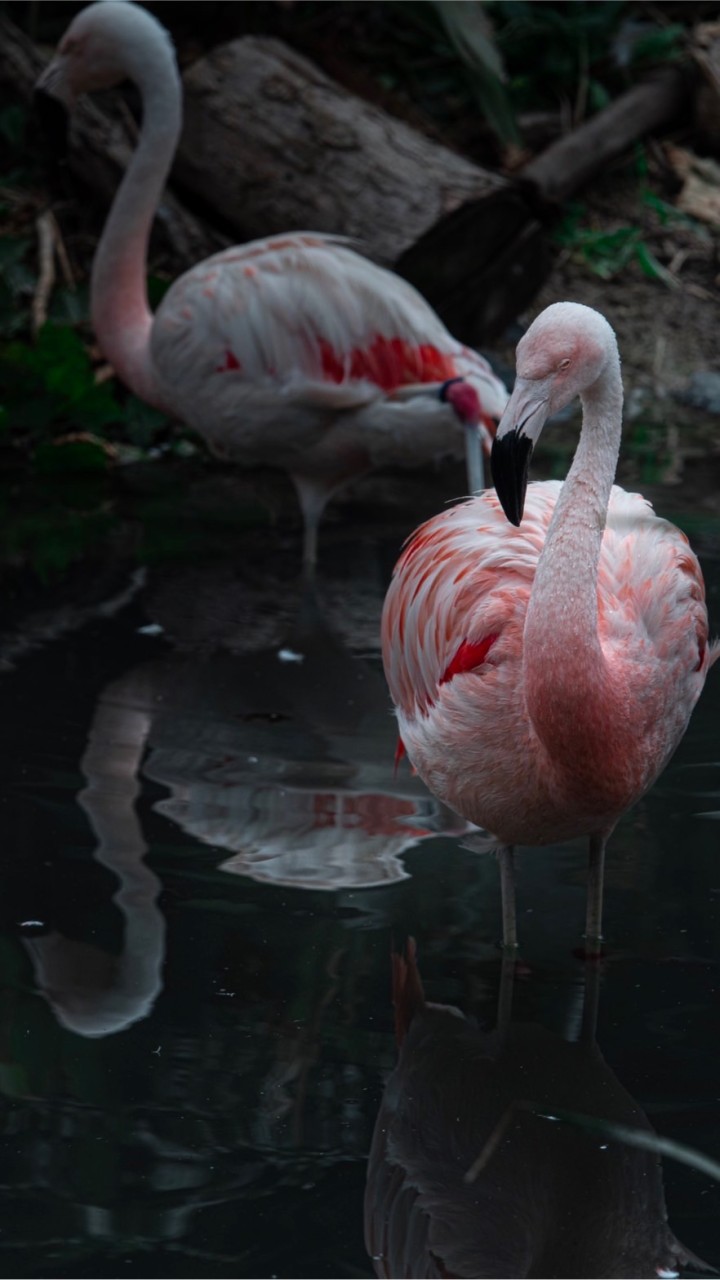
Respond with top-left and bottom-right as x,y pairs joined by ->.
584,831 -> 608,957
291,474 -> 330,583
464,424 -> 485,495
497,845 -> 518,951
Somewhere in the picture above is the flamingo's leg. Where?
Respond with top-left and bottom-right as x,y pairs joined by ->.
497,845 -> 518,951
301,512 -> 320,583
464,425 -> 485,495
496,941 -> 517,1042
291,474 -> 330,583
580,951 -> 602,1045
584,832 -> 607,957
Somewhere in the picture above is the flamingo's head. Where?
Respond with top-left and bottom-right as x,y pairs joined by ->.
35,1 -> 176,108
440,377 -> 501,493
440,376 -> 501,456
491,302 -> 618,525
439,377 -> 481,427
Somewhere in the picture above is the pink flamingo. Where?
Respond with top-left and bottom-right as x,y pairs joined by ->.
36,1 -> 507,575
382,302 -> 717,952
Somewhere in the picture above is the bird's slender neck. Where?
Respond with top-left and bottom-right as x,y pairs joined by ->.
90,38 -> 181,406
524,352 -> 624,762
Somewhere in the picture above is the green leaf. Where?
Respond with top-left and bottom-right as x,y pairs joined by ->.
2,325 -> 123,433
634,242 -> 679,289
579,227 -> 639,278
33,324 -> 96,396
434,0 -> 506,82
629,24 -> 685,66
432,0 -> 520,144
641,190 -> 710,238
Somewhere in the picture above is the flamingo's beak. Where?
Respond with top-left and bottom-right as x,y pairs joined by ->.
35,56 -> 75,109
491,376 -> 551,526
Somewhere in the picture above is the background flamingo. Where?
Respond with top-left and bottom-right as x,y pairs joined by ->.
36,1 -> 508,575
382,302 -> 717,953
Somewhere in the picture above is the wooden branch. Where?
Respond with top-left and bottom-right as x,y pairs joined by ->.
32,210 -> 55,334
690,21 -> 720,151
521,67 -> 691,206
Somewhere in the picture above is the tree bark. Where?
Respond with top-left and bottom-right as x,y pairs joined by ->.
690,21 -> 720,153
176,36 -> 509,264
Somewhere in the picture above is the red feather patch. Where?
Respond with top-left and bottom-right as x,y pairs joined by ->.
440,634 -> 499,686
394,736 -> 406,776
319,335 -> 456,393
216,349 -> 241,372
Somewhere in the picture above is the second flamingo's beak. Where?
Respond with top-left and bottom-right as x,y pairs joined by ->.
491,376 -> 551,525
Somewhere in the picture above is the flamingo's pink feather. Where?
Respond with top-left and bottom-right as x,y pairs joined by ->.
382,480 -> 714,846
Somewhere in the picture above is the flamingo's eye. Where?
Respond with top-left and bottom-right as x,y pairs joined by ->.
558,358 -> 571,372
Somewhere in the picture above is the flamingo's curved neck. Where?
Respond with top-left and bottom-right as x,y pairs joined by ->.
90,41 -> 182,407
524,352 -> 624,761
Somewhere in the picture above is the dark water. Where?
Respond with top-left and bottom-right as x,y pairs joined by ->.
0,509 -> 719,1278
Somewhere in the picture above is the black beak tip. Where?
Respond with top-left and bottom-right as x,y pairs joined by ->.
491,431 -> 533,527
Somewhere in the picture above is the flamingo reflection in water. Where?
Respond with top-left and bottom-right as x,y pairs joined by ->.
23,689 -> 165,1040
21,603 -> 467,1038
365,942 -> 712,1279
83,622 -> 467,895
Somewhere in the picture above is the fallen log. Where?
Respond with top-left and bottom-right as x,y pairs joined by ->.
175,39 -> 692,341
175,35 -> 547,344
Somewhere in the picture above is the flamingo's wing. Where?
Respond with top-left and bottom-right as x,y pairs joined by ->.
150,233 -> 507,416
384,482 -> 715,728
381,483 -> 560,720
602,487 -> 716,680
